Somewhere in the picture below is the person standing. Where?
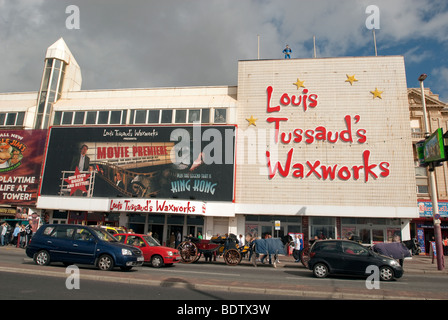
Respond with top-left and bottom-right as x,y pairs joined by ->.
0,222 -> 6,246
283,45 -> 292,59
70,144 -> 90,172
24,221 -> 33,248
12,223 -> 20,246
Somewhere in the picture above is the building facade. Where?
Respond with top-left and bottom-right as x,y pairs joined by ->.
1,38 -> 446,248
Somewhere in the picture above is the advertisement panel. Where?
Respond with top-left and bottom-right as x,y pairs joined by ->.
418,200 -> 448,218
40,125 -> 235,202
0,129 -> 47,206
423,128 -> 446,163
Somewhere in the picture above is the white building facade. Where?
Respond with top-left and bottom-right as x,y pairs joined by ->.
0,39 -> 419,245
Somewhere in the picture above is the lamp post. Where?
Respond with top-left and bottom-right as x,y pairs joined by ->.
419,74 -> 445,270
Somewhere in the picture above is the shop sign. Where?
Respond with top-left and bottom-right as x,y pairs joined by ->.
0,130 -> 47,205
418,201 -> 448,218
109,198 -> 206,215
265,85 -> 390,181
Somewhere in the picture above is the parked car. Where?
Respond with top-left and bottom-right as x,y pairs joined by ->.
100,225 -> 126,235
114,233 -> 180,268
308,239 -> 403,281
26,224 -> 144,271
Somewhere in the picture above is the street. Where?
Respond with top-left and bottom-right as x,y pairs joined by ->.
1,246 -> 447,302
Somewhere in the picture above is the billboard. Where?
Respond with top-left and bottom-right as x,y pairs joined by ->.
236,57 -> 418,214
423,128 -> 446,163
40,125 -> 235,202
0,130 -> 47,205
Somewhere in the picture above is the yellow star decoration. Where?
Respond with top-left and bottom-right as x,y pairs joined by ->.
370,88 -> 383,99
293,78 -> 305,89
345,74 -> 358,86
246,115 -> 258,126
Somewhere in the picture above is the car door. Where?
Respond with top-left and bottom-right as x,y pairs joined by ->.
68,227 -> 98,264
341,242 -> 372,275
313,241 -> 344,273
45,225 -> 76,262
125,235 -> 149,261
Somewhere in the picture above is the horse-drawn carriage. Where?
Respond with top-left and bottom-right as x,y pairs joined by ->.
177,234 -> 249,266
178,234 -> 288,267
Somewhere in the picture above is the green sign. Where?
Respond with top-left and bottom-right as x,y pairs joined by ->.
423,128 -> 446,163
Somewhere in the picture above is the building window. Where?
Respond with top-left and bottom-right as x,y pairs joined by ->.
73,112 -> 85,124
214,108 -> 227,123
175,110 -> 187,123
97,111 -> 109,124
161,110 -> 173,123
135,110 -> 147,124
148,110 -> 159,123
0,112 -> 26,127
310,217 -> 335,239
201,109 -> 210,123
86,111 -> 97,124
53,110 -> 127,125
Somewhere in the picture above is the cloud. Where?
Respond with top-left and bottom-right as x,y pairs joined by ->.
0,0 -> 447,93
431,66 -> 448,101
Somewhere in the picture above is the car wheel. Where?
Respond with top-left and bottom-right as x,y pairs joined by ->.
151,255 -> 164,268
97,254 -> 114,271
313,263 -> 329,278
380,266 -> 394,281
34,250 -> 50,266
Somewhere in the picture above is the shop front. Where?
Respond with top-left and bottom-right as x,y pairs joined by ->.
37,125 -> 236,239
411,200 -> 448,254
0,129 -> 47,233
234,57 -> 419,243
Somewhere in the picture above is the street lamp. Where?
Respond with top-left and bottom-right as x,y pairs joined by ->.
419,74 -> 445,270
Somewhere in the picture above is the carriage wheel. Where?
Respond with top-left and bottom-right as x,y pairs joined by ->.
178,241 -> 200,263
224,249 -> 241,266
301,247 -> 310,268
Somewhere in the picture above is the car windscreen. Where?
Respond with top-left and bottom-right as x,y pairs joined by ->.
91,228 -> 118,242
142,235 -> 160,246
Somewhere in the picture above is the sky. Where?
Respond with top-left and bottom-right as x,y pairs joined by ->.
1,0 -> 448,101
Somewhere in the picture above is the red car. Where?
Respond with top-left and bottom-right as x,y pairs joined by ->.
114,233 -> 180,267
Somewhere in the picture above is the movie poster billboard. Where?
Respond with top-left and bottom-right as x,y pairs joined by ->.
0,130 -> 47,206
40,125 -> 236,202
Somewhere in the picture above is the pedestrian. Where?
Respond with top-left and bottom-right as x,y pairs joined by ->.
293,234 -> 304,262
12,223 -> 20,246
283,45 -> 292,59
169,232 -> 175,248
24,221 -> 33,247
0,222 -> 6,246
19,225 -> 26,248
238,234 -> 244,247
5,223 -> 11,245
443,236 -> 448,256
175,231 -> 181,248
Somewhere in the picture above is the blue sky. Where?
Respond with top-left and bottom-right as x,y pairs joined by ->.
1,0 -> 447,101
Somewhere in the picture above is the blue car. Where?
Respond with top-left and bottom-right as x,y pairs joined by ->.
26,224 -> 144,271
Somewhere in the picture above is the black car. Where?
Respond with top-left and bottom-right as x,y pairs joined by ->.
26,224 -> 144,271
308,240 -> 403,281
